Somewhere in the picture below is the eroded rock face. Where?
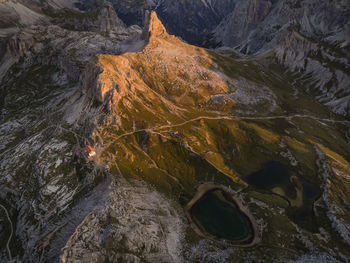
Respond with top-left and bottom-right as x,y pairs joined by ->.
111,0 -> 150,26
273,27 -> 350,116
77,0 -> 151,26
0,0 -> 46,28
6,31 -> 36,57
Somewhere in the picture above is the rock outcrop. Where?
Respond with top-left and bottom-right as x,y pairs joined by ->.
0,5 -> 143,261
6,31 -> 36,57
77,0 -> 151,26
0,0 -> 45,28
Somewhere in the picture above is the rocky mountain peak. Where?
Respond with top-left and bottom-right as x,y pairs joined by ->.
142,11 -> 172,42
148,11 -> 168,37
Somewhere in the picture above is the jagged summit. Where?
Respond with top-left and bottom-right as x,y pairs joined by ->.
147,11 -> 169,38
142,11 -> 179,46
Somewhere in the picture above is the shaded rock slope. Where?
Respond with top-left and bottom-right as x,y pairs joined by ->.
211,0 -> 350,116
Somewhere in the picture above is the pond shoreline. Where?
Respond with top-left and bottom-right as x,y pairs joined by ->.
185,183 -> 260,247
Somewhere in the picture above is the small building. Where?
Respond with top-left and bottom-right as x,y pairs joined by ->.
75,145 -> 96,162
168,130 -> 181,138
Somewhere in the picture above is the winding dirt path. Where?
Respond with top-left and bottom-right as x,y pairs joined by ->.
99,113 -> 349,189
107,113 -> 350,146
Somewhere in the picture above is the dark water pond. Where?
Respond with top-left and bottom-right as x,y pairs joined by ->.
247,161 -> 296,197
246,161 -> 321,228
190,189 -> 254,242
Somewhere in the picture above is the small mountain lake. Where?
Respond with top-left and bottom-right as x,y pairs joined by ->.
189,189 -> 254,243
246,161 -> 321,229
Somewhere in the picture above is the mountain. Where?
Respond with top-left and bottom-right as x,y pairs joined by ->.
64,12 -> 350,262
71,0 -> 350,117
0,1 -> 350,263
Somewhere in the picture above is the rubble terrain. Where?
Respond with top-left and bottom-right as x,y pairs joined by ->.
0,1 -> 349,262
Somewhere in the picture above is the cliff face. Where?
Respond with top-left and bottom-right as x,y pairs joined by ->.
111,0 -> 150,26
213,0 -> 349,53
6,32 -> 36,57
0,1 -> 141,82
0,0 -> 45,28
272,27 -> 350,115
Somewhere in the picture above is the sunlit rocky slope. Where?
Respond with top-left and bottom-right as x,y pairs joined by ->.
0,2 -> 350,263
